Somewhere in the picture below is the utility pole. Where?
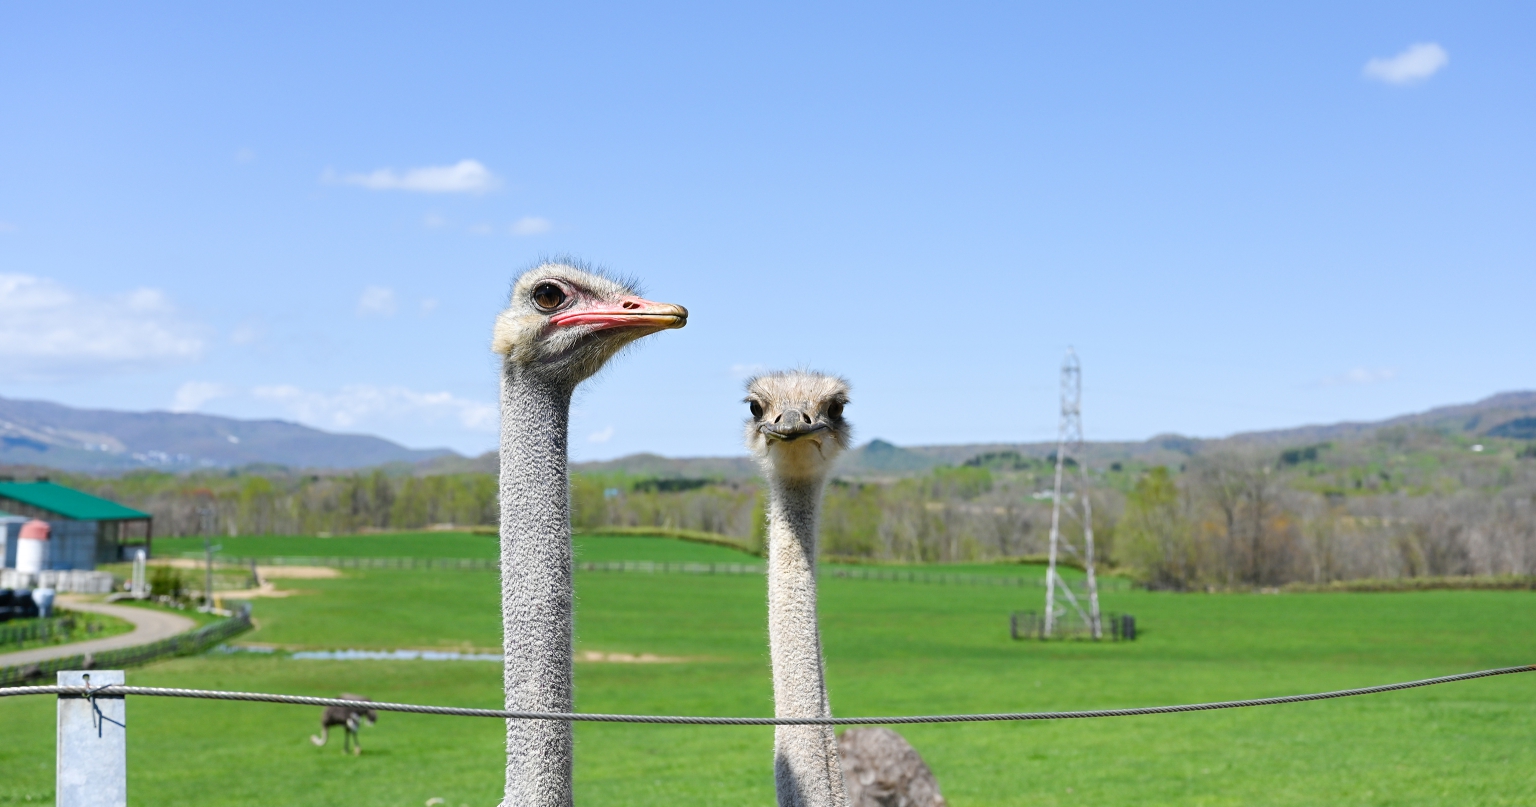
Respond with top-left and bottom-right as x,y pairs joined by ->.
1043,348 -> 1103,638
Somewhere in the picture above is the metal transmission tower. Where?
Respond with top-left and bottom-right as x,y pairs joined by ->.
1043,348 -> 1103,638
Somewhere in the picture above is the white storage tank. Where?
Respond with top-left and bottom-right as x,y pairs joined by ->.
15,519 -> 50,573
0,513 -> 25,567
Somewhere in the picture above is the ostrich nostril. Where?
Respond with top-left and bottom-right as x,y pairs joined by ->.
621,300 -> 641,310
801,411 -> 811,424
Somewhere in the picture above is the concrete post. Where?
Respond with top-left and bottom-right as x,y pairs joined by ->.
57,670 -> 127,807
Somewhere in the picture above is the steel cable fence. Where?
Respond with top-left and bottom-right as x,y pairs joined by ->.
4,664 -> 1531,724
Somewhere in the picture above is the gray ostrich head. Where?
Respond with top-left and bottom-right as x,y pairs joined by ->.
492,261 -> 688,386
743,370 -> 853,482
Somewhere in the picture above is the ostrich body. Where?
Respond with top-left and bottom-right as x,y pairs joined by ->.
309,693 -> 377,756
838,727 -> 948,807
493,262 -> 687,806
744,371 -> 854,807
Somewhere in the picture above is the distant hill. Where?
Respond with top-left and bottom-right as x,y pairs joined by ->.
0,396 -> 456,471
543,390 -> 1536,481
1221,390 -> 1536,446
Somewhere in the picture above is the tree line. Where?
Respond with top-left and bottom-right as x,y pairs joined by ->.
25,427 -> 1536,586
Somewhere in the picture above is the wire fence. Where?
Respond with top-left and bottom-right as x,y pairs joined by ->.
0,607 -> 253,687
1010,611 -> 1137,641
0,616 -> 83,648
5,664 -> 1532,724
184,554 -> 1128,592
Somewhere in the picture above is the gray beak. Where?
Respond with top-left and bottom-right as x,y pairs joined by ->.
761,408 -> 830,442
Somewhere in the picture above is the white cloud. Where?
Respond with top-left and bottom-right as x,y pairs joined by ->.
253,384 -> 496,432
0,273 -> 204,380
588,426 -> 615,443
422,213 -> 449,229
1364,43 -> 1448,85
510,216 -> 552,236
1320,367 -> 1398,387
230,322 -> 262,345
420,298 -> 440,315
171,381 -> 233,413
729,363 -> 767,379
235,148 -> 256,164
357,286 -> 397,317
326,159 -> 500,194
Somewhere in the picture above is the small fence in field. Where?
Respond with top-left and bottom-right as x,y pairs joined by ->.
184,553 -> 1130,592
1011,610 -> 1138,641
0,606 -> 253,687
0,615 -> 110,649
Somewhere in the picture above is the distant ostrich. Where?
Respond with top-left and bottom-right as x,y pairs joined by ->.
492,261 -> 687,806
744,370 -> 855,807
310,693 -> 378,756
838,728 -> 948,807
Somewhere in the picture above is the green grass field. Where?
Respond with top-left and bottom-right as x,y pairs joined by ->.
3,532 -> 1533,805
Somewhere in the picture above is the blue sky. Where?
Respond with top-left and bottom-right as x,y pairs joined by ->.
2,2 -> 1532,460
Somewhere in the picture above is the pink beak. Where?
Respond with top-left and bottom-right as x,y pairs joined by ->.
548,296 -> 688,332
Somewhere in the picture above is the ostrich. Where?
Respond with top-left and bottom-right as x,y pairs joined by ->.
744,370 -> 854,807
838,727 -> 948,807
492,261 -> 687,807
309,693 -> 378,756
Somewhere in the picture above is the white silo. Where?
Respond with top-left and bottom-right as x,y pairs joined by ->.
15,519 -> 50,573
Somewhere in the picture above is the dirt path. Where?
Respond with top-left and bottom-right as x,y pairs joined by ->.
0,598 -> 197,668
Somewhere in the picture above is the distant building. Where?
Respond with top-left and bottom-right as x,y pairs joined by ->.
0,480 -> 152,571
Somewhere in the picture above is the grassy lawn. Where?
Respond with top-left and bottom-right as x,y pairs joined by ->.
2,534 -> 1533,805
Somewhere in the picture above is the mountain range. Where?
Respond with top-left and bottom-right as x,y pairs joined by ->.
2,391 -> 1533,476
0,396 -> 454,471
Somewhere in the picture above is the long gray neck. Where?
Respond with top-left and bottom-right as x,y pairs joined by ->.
499,363 -> 575,807
766,475 -> 850,807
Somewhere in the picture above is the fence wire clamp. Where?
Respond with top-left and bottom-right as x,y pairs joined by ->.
73,675 -> 127,738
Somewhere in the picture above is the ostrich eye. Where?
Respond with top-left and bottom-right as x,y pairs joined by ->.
827,401 -> 844,419
532,283 -> 566,311
749,401 -> 764,419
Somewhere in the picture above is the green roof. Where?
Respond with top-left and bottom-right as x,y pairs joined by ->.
0,481 -> 150,521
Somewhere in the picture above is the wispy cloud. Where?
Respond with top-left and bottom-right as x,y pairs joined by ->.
420,298 -> 440,315
325,159 -> 500,194
510,216 -> 552,236
1320,367 -> 1398,387
171,381 -> 233,413
253,384 -> 496,432
0,274 -> 204,380
230,321 -> 262,345
234,147 -> 256,164
1364,43 -> 1448,85
729,363 -> 767,379
357,286 -> 397,317
422,213 -> 449,229
0,222 -> 18,233
588,426 -> 615,443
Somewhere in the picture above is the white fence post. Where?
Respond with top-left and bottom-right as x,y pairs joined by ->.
57,670 -> 127,807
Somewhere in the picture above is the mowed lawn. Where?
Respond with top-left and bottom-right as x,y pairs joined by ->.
0,533 -> 1532,806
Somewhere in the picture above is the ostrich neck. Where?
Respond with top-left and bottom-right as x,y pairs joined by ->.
499,364 -> 575,807
766,474 -> 850,807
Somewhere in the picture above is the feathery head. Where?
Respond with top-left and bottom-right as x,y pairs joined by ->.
743,370 -> 852,481
492,261 -> 687,385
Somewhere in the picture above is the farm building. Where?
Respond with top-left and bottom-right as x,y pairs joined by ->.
0,480 -> 152,571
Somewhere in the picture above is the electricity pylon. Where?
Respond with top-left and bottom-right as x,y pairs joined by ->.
1042,348 -> 1103,638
